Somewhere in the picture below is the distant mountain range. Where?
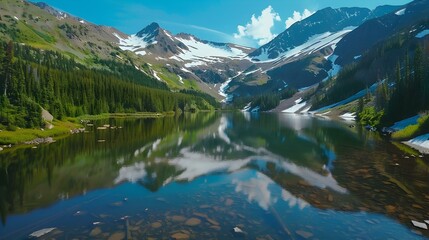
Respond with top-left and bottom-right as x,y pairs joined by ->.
2,0 -> 429,111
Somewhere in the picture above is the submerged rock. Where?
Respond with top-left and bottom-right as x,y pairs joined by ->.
107,232 -> 125,240
151,221 -> 162,228
29,228 -> 56,238
171,232 -> 190,240
171,215 -> 187,222
185,218 -> 201,226
225,198 -> 234,206
89,227 -> 102,237
296,230 -> 313,239
207,218 -> 220,226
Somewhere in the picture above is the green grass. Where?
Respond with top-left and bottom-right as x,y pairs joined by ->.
26,24 -> 56,43
152,66 -> 200,91
16,21 -> 53,49
183,79 -> 199,89
392,114 -> 429,140
0,112 -> 175,145
0,120 -> 80,145
77,112 -> 170,121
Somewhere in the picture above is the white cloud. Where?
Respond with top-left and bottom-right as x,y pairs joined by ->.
234,6 -> 281,46
233,173 -> 277,210
285,9 -> 315,29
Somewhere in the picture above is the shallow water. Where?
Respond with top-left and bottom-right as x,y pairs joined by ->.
1,112 -> 429,239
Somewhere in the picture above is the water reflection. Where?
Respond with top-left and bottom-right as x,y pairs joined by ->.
1,112 -> 428,239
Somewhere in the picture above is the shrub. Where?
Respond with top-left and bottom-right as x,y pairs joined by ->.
358,106 -> 384,127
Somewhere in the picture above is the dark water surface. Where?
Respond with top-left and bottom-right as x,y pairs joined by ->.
1,113 -> 429,239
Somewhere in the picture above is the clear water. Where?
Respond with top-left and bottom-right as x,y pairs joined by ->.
1,113 -> 428,239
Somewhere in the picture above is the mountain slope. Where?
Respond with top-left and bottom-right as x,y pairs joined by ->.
114,22 -> 254,98
0,0 -> 129,61
307,0 -> 429,123
0,0 -> 251,99
334,0 -> 429,65
226,5 -> 401,98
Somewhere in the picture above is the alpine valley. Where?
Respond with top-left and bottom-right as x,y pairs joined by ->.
2,0 -> 429,239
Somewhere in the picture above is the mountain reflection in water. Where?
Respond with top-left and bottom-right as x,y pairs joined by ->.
1,112 -> 428,239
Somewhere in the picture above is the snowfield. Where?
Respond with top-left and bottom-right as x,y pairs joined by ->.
406,134 -> 429,153
416,29 -> 429,38
252,27 -> 356,63
395,8 -> 406,16
176,36 -> 247,62
114,33 -> 151,51
282,98 -> 307,113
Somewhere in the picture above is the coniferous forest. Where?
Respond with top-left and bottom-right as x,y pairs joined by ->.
310,34 -> 429,127
0,41 -> 218,129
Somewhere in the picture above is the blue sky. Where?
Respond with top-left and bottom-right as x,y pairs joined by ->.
32,0 -> 411,47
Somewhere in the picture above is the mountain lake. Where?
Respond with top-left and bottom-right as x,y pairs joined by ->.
1,112 -> 429,239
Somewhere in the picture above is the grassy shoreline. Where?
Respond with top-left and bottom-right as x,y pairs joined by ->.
0,112 -> 174,146
77,112 -> 173,120
0,119 -> 81,145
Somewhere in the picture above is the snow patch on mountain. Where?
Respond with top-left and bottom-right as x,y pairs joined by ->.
184,61 -> 206,68
152,71 -> 162,81
219,71 -> 243,103
181,68 -> 192,74
176,36 -> 247,63
395,8 -> 406,16
114,33 -> 151,51
406,134 -> 429,153
416,29 -> 429,38
323,54 -> 341,81
282,98 -> 307,113
252,27 -> 355,63
340,112 -> 356,121
244,68 -> 262,75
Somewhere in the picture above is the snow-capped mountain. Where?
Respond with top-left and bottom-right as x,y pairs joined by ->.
113,22 -> 254,97
334,0 -> 429,65
250,6 -> 400,63
226,5 -> 402,97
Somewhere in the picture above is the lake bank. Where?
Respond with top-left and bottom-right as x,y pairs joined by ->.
0,112 -> 176,147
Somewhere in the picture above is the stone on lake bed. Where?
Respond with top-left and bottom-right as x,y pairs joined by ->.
210,225 -> 221,231
151,221 -> 162,228
171,215 -> 187,222
412,220 -> 428,230
171,232 -> 190,240
225,198 -> 234,206
296,230 -> 314,239
207,218 -> 220,226
111,202 -> 123,207
29,228 -> 56,238
185,218 -> 201,226
107,232 -> 125,240
90,227 -> 102,236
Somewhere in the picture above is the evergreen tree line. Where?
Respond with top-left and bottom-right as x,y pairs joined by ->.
354,45 -> 429,127
0,41 -> 215,129
384,46 -> 429,123
311,30 -> 429,126
231,87 -> 297,111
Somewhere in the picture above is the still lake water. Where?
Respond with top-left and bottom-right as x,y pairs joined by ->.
1,113 -> 429,239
